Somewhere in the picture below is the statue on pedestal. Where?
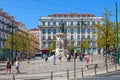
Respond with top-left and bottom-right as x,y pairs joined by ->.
59,20 -> 64,33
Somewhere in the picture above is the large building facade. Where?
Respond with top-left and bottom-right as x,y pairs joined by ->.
29,28 -> 40,53
38,13 -> 103,53
0,8 -> 27,49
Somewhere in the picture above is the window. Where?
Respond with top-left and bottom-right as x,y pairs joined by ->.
87,35 -> 90,39
48,29 -> 51,34
53,36 -> 56,40
77,35 -> 80,40
70,22 -> 73,26
82,29 -> 85,34
87,29 -> 90,33
70,29 -> 74,34
81,21 -> 85,26
92,21 -> 95,26
53,29 -> 56,34
42,29 -> 46,34
48,22 -> 51,26
71,35 -> 74,40
77,21 -> 80,26
92,41 -> 96,46
87,21 -> 90,26
77,28 -> 80,34
53,22 -> 56,26
42,42 -> 46,47
82,35 -> 85,39
42,36 -> 46,40
77,41 -> 80,46
92,35 -> 96,39
48,36 -> 51,40
64,29 -> 67,33
97,21 -> 100,24
59,21 -> 61,26
64,22 -> 67,27
42,22 -> 45,26
92,29 -> 96,33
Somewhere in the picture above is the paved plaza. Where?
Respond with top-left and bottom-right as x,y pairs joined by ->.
0,54 -> 119,80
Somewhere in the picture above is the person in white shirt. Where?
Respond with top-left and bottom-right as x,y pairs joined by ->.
15,58 -> 20,74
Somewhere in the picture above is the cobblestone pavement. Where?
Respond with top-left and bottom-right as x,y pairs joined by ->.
0,54 -> 116,80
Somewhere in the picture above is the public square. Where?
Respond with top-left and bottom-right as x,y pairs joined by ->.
0,53 -> 120,80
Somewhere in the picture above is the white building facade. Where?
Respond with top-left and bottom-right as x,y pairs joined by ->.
38,13 -> 103,54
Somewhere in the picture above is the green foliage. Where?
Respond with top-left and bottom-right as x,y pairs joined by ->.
48,40 -> 56,52
5,31 -> 35,56
81,39 -> 88,50
93,8 -> 119,49
94,19 -> 116,48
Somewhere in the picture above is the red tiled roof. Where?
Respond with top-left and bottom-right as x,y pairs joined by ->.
49,13 -> 95,17
29,28 -> 39,31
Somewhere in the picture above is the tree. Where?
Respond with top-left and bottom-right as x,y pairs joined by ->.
68,40 -> 74,55
81,39 -> 88,52
94,8 -> 116,49
48,40 -> 56,52
92,8 -> 114,66
5,30 -> 35,58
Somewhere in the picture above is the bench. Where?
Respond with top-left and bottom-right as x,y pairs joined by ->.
85,64 -> 98,69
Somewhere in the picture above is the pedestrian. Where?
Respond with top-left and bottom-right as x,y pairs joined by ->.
68,54 -> 71,62
15,58 -> 20,74
67,54 -> 69,62
45,55 -> 48,62
89,54 -> 93,64
53,54 -> 56,65
85,54 -> 89,64
79,54 -> 82,61
6,59 -> 11,74
58,54 -> 62,63
27,56 -> 30,64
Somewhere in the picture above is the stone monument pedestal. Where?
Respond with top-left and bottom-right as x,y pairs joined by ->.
55,33 -> 69,56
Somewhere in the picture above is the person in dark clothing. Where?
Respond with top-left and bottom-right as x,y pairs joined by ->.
6,59 -> 11,74
45,55 -> 48,62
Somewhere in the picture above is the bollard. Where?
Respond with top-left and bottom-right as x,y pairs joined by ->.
51,71 -> 53,80
115,64 -> 117,71
81,68 -> 84,78
67,70 -> 69,80
94,66 -> 97,75
106,64 -> 108,73
13,75 -> 15,80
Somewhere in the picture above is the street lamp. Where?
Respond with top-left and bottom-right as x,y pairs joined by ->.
11,20 -> 14,59
73,35 -> 76,78
115,2 -> 119,64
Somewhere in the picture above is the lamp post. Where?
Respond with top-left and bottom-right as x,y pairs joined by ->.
115,2 -> 119,64
73,21 -> 77,78
11,20 -> 14,60
73,40 -> 76,78
73,20 -> 80,78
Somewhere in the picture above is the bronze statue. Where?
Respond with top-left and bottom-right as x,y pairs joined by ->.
59,20 -> 64,33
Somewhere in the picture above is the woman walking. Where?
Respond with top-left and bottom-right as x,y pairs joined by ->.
6,59 -> 11,74
15,58 -> 20,74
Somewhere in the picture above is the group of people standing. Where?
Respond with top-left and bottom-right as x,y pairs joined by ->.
6,58 -> 20,75
43,52 -> 93,65
75,52 -> 93,64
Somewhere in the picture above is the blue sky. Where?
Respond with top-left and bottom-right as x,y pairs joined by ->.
0,0 -> 119,29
